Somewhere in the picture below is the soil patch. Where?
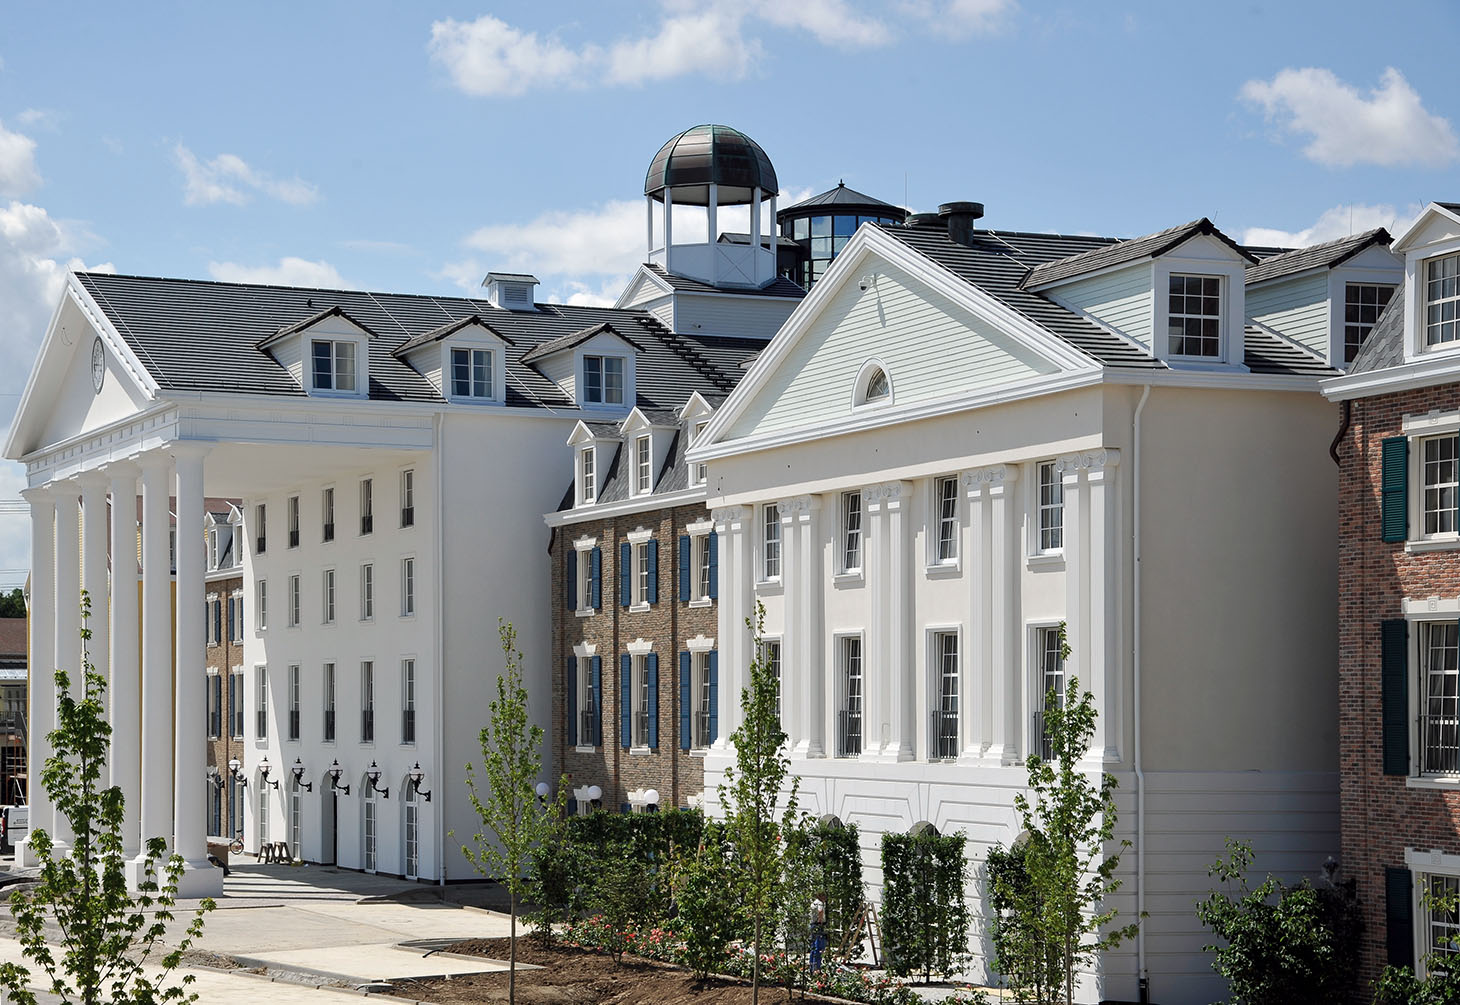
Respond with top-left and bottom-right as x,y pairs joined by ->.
389,937 -> 839,1004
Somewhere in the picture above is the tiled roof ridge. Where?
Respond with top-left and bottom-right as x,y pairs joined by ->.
642,318 -> 737,395
1243,227 -> 1392,284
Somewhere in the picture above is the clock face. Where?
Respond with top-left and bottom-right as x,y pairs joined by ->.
91,338 -> 105,393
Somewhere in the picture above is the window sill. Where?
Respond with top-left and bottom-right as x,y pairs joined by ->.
925,561 -> 961,578
754,579 -> 783,596
1406,537 -> 1460,553
1407,775 -> 1460,791
688,598 -> 712,609
628,603 -> 651,614
1027,553 -> 1065,570
360,616 -> 374,624
833,571 -> 864,587
400,613 -> 416,620
629,746 -> 654,756
574,745 -> 597,754
689,747 -> 708,758
575,608 -> 596,618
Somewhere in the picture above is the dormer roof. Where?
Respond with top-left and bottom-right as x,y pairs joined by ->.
1244,228 -> 1393,284
567,419 -> 624,446
258,305 -> 379,348
1023,218 -> 1256,289
620,406 -> 679,434
519,322 -> 643,366
392,315 -> 514,356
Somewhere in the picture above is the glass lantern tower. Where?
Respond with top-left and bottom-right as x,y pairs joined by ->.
776,182 -> 908,289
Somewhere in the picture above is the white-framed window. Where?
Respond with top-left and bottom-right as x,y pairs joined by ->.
837,636 -> 863,757
1422,434 -> 1460,538
363,796 -> 377,873
1345,283 -> 1396,363
854,359 -> 893,407
401,658 -> 417,745
634,435 -> 652,495
401,557 -> 415,616
691,651 -> 712,749
208,529 -> 222,571
257,785 -> 269,845
451,346 -> 494,398
311,338 -> 357,392
256,666 -> 268,739
631,654 -> 650,748
361,661 -> 375,743
289,784 -> 301,860
400,469 -> 415,528
1167,273 -> 1222,357
360,477 -> 373,535
229,775 -> 243,839
287,575 -> 301,628
694,533 -> 713,603
575,656 -> 594,747
579,447 -> 596,505
255,502 -> 266,554
360,563 -> 374,620
229,592 -> 244,643
206,671 -> 222,740
404,788 -> 420,880
1423,873 -> 1460,966
576,547 -> 595,612
760,639 -> 782,726
637,542 -> 651,606
322,486 -> 335,542
1426,252 -> 1460,348
930,631 -> 959,760
584,354 -> 625,405
935,476 -> 959,565
322,568 -> 336,624
322,662 -> 336,743
206,596 -> 220,646
256,579 -> 268,631
692,420 -> 709,486
1034,626 -> 1066,762
1037,461 -> 1064,553
762,503 -> 781,581
1421,620 -> 1460,775
287,495 -> 300,548
287,664 -> 301,742
841,491 -> 863,573
229,668 -> 244,739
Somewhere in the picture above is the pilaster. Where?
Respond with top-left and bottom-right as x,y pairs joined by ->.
784,495 -> 823,759
105,460 -> 141,857
983,465 -> 1020,763
865,481 -> 913,762
712,506 -> 748,747
961,471 -> 988,762
16,488 -> 54,868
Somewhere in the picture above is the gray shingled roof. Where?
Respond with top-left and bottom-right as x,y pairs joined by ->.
643,263 -> 807,298
782,181 -> 904,212
1347,280 -> 1407,375
484,272 -> 539,284
393,314 -> 513,355
75,272 -> 762,410
518,322 -> 641,365
561,422 -> 699,513
1244,229 -> 1391,285
1023,218 -> 1257,288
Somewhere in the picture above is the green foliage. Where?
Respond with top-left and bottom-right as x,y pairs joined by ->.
990,627 -> 1138,1005
1196,838 -> 1361,1005
524,807 -> 582,945
589,852 -> 663,963
881,826 -> 970,982
987,838 -> 1062,1000
458,620 -> 565,1003
0,588 -> 26,619
670,823 -> 741,979
719,602 -> 803,1003
558,807 -> 706,927
0,592 -> 212,1005
1372,962 -> 1460,1005
783,817 -> 866,963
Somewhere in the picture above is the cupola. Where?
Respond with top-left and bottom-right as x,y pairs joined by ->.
482,272 -> 539,311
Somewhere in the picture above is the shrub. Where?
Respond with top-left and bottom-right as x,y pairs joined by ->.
561,807 -> 704,925
987,837 -> 1061,999
672,826 -> 741,979
784,817 -> 866,964
588,850 -> 664,963
881,826 -> 970,982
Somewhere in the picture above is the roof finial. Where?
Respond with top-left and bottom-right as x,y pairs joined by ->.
839,179 -> 844,186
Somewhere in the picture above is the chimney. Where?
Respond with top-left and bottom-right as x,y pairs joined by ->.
938,202 -> 985,247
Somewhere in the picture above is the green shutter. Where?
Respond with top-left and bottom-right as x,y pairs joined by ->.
1382,619 -> 1409,776
1387,867 -> 1414,968
1382,436 -> 1409,543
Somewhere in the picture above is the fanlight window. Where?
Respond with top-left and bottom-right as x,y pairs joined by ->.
865,368 -> 890,401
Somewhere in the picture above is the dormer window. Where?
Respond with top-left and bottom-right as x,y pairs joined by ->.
692,420 -> 709,485
579,447 -> 597,505
451,347 -> 494,398
634,435 -> 652,495
1167,274 -> 1222,358
585,355 -> 625,405
1426,252 -> 1460,348
312,339 -> 358,392
1345,283 -> 1396,362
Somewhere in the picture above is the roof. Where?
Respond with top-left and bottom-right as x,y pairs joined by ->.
777,181 -> 907,219
518,322 -> 641,365
0,620 -> 24,659
483,272 -> 539,284
393,315 -> 512,355
643,124 -> 778,204
717,232 -> 799,249
643,264 -> 806,299
1244,228 -> 1392,285
262,305 -> 378,346
73,272 -> 761,410
560,423 -> 699,513
1347,280 -> 1407,375
1023,218 -> 1257,289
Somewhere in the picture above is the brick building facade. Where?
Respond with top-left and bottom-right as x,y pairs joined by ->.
203,506 -> 245,845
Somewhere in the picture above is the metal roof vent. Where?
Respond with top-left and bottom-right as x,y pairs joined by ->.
482,272 -> 540,311
938,202 -> 985,247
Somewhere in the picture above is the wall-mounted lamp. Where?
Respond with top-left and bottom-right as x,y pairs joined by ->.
292,757 -> 313,792
644,788 -> 660,811
365,760 -> 388,799
207,766 -> 223,789
407,762 -> 431,802
228,757 -> 248,788
535,781 -> 549,801
259,756 -> 279,790
586,784 -> 602,804
326,759 -> 349,796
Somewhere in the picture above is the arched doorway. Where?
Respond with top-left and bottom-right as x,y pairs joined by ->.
403,779 -> 420,881
362,781 -> 378,874
289,779 -> 303,862
320,785 -> 338,866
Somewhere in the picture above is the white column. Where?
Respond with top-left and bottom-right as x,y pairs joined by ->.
985,465 -> 1020,763
129,452 -> 172,885
713,506 -> 748,746
750,186 -> 762,285
961,472 -> 988,761
645,196 -> 654,257
106,461 -> 141,858
1057,455 -> 1087,707
707,183 -> 719,286
663,187 -> 674,274
79,472 -> 109,698
171,443 -> 221,895
864,482 -> 913,762
786,496 -> 823,759
1084,450 -> 1121,763
51,483 -> 80,847
17,489 -> 54,867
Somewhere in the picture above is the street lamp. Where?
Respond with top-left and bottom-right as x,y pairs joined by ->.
365,761 -> 388,799
407,762 -> 431,802
291,757 -> 313,792
326,759 -> 349,795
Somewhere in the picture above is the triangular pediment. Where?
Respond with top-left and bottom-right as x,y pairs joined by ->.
1394,203 -> 1460,254
614,266 -> 673,310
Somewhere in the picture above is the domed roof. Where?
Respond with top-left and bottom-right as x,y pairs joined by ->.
644,124 -> 778,206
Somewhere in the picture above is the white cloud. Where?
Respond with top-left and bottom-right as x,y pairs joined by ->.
207,257 -> 348,288
604,10 -> 759,85
1241,202 -> 1424,249
426,15 -> 593,97
750,0 -> 887,47
898,0 -> 1017,37
1240,67 -> 1459,169
461,198 -> 646,283
174,144 -> 319,207
0,121 -> 40,197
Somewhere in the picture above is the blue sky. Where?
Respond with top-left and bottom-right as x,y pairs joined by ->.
0,0 -> 1455,581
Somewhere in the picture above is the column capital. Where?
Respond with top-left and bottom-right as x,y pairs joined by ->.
712,505 -> 746,529
864,480 -> 910,511
962,463 -> 1019,495
169,441 -> 211,463
101,457 -> 140,480
1056,447 -> 1120,477
779,494 -> 822,521
76,469 -> 110,491
21,485 -> 54,506
138,450 -> 172,474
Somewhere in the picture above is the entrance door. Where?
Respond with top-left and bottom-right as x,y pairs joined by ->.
289,784 -> 302,861
363,797 -> 377,873
404,790 -> 419,880
320,789 -> 337,866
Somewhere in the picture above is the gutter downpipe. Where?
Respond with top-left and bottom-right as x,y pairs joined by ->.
1133,384 -> 1151,1004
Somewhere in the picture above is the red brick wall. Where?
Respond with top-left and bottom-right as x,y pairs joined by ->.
1341,385 -> 1460,983
205,575 -> 245,840
550,504 -> 716,811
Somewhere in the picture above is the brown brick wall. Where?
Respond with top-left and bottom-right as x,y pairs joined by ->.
1341,386 -> 1460,983
205,575 -> 245,840
550,504 -> 716,811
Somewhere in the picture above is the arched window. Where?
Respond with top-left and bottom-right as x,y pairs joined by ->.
865,368 -> 889,401
854,359 -> 894,408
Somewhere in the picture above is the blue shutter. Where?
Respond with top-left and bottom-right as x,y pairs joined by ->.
591,547 -> 602,609
566,550 -> 577,609
621,803 -> 632,814
1381,436 -> 1408,543
708,531 -> 719,600
1386,867 -> 1414,967
680,652 -> 692,750
567,657 -> 578,747
591,655 -> 603,746
566,797 -> 578,816
620,654 -> 632,749
646,653 -> 659,749
620,543 -> 632,607
708,650 -> 719,744
679,535 -> 691,603
1381,619 -> 1409,776
647,540 -> 659,604
213,602 -> 221,645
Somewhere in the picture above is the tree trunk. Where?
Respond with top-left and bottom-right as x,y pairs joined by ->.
509,890 -> 517,1005
752,915 -> 761,1005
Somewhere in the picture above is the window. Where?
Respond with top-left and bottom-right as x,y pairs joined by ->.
579,448 -> 596,505
207,673 -> 222,740
229,594 -> 243,643
322,663 -> 336,743
404,792 -> 420,880
935,476 -> 959,564
691,652 -> 713,749
1422,621 -> 1460,774
692,420 -> 709,486
322,487 -> 335,542
400,469 -> 415,527
287,665 -> 300,741
208,530 -> 221,571
865,367 -> 890,401
576,548 -> 595,612
360,563 -> 374,620
931,632 -> 959,760
322,569 -> 336,624
1034,627 -> 1066,761
1344,283 -> 1395,362
230,669 -> 244,739
287,496 -> 300,548
255,503 -> 266,554
401,558 -> 415,616
635,435 -> 652,494
257,786 -> 269,845
289,785 -> 301,860
451,347 -> 493,398
402,659 -> 416,745
359,478 -> 373,535
311,338 -> 357,392
257,579 -> 268,631
209,782 -> 221,838
762,640 -> 782,726
256,667 -> 268,739
841,491 -> 863,572
1427,253 -> 1460,347
575,658 -> 594,747
763,504 -> 781,580
1167,274 -> 1222,357
206,597 -> 220,646
584,355 -> 625,405
635,541 -> 652,606
363,797 -> 378,873
1038,461 -> 1064,553
696,535 -> 713,603
361,661 -> 375,743
1423,435 -> 1460,536
229,775 -> 243,839
1424,874 -> 1460,964
838,637 -> 863,757
632,655 -> 650,748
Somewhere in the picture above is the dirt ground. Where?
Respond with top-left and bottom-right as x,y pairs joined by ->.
388,937 -> 840,1005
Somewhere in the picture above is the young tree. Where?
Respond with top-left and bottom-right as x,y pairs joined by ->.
460,619 -> 565,1005
719,603 -> 802,1005
0,591 -> 213,1005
